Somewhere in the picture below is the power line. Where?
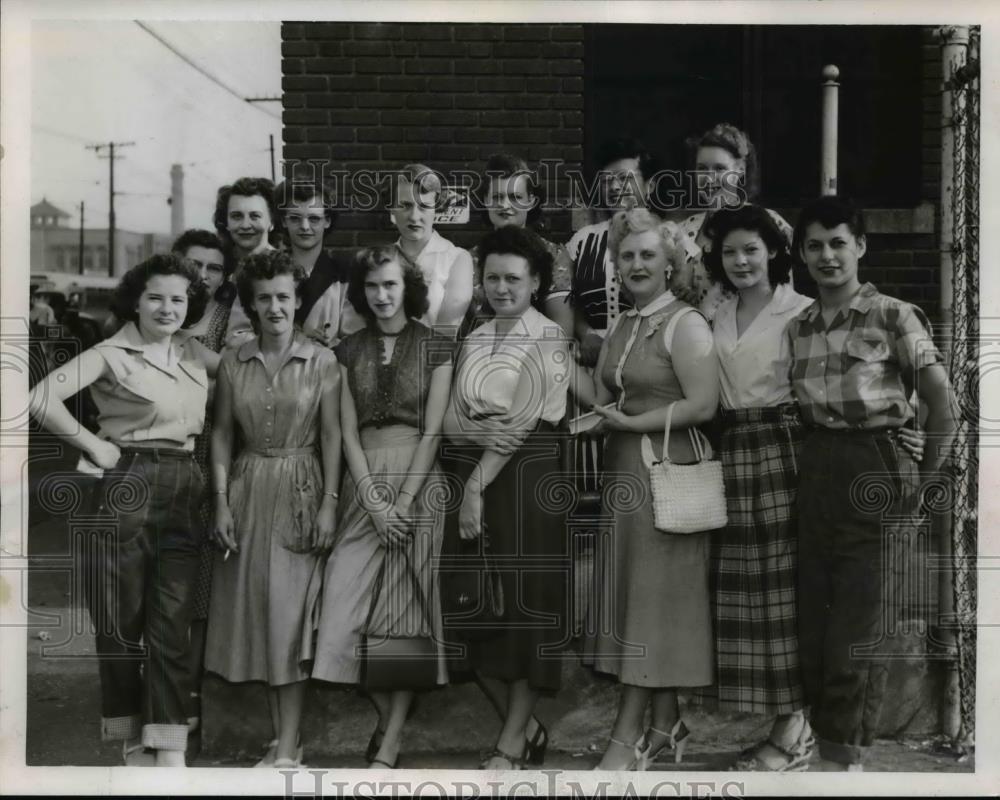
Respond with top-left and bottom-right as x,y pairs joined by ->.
135,22 -> 281,122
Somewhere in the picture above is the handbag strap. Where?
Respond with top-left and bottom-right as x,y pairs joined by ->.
362,543 -> 434,636
657,401 -> 707,465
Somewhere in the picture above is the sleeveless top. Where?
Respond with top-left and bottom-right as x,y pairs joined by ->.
334,320 -> 454,430
599,296 -> 701,463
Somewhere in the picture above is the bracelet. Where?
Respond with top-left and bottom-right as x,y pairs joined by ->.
323,490 -> 339,499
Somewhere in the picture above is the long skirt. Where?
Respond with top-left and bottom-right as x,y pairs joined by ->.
308,425 -> 447,686
710,404 -> 805,714
440,423 -> 570,693
582,429 -> 714,688
204,450 -> 321,687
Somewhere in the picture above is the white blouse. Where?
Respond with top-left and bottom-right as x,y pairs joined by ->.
454,306 -> 570,427
713,282 -> 813,410
396,230 -> 471,328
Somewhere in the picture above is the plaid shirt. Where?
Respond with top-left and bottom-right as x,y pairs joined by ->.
786,283 -> 943,430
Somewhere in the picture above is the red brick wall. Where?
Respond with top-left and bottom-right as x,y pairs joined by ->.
281,22 -> 584,253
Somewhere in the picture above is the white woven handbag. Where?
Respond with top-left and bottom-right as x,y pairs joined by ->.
640,402 -> 728,534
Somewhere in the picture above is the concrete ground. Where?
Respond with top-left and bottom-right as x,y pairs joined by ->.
21,461 -> 975,775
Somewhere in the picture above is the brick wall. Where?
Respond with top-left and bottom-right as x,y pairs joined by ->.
282,22 -> 949,319
281,22 -> 584,253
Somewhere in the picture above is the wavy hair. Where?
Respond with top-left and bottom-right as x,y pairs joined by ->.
110,253 -> 209,328
702,205 -> 793,292
346,245 -> 430,323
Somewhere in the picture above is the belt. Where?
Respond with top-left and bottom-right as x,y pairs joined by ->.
245,446 -> 316,457
119,446 -> 194,461
806,425 -> 906,439
720,404 -> 801,425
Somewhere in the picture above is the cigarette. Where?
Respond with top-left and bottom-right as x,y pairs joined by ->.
224,549 -> 231,561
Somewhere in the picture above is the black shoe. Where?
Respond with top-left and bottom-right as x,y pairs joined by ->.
525,718 -> 549,766
365,725 -> 385,764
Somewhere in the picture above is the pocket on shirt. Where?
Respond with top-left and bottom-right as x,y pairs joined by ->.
845,336 -> 891,364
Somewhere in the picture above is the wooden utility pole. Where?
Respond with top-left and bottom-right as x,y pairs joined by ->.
86,141 -> 135,276
78,201 -> 85,275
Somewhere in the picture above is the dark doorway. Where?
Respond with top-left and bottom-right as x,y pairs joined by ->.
584,25 -> 924,208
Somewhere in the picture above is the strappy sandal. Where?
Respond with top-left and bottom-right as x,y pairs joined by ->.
730,729 -> 815,772
365,725 -> 386,764
481,746 -> 526,771
641,719 -> 690,766
122,741 -> 155,767
525,717 -> 549,766
593,735 -> 651,771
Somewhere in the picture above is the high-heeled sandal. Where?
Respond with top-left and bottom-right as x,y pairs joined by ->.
255,739 -> 303,768
593,735 -> 651,771
369,754 -> 398,770
640,719 -> 690,767
730,724 -> 815,772
525,717 -> 549,765
122,741 -> 155,767
481,745 -> 527,771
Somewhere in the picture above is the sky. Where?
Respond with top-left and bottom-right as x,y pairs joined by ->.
31,20 -> 283,237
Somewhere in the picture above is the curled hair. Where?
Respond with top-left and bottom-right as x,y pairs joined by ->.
110,253 -> 209,329
346,246 -> 430,323
792,194 -> 867,259
384,163 -> 446,211
607,208 -> 685,279
688,123 -> 760,201
476,225 -> 554,314
171,228 -> 235,305
213,177 -> 279,248
702,205 -> 793,292
274,177 -> 339,229
480,152 -> 545,228
235,249 -> 306,335
594,137 -> 658,182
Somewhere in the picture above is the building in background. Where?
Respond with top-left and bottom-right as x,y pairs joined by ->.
29,198 -> 172,276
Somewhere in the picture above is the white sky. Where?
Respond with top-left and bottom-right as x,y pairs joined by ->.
31,20 -> 283,237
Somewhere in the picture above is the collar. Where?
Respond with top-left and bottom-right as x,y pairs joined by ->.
798,282 -> 878,323
625,290 -> 677,318
769,282 -> 809,316
468,306 -> 547,340
237,331 -> 316,363
99,322 -> 207,385
395,230 -> 451,262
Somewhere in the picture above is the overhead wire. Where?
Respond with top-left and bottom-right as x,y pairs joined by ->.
135,21 -> 282,122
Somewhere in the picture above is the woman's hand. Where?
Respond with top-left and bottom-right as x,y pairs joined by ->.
213,501 -> 238,553
898,427 -> 925,464
369,507 -> 411,548
313,497 -> 338,553
87,440 -> 121,470
480,430 -> 525,456
459,481 -> 484,540
592,404 -> 633,432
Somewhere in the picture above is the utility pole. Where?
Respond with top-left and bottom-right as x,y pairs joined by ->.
78,201 -> 85,275
86,141 -> 135,276
269,134 -> 276,183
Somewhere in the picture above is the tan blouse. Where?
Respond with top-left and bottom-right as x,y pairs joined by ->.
90,322 -> 208,449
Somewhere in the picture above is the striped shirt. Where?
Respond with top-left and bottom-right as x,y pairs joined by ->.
786,283 -> 942,430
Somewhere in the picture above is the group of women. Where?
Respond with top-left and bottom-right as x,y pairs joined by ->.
29,120 -> 922,772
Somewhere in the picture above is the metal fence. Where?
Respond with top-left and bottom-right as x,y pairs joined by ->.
947,27 -> 979,746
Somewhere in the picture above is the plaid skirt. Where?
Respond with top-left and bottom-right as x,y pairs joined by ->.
709,404 -> 805,714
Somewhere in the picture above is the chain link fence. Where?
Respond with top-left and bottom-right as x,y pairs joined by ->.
947,26 -> 979,746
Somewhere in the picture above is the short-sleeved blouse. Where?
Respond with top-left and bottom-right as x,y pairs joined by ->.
334,320 -> 454,430
90,322 -> 207,449
712,282 -> 813,410
452,306 -> 570,427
